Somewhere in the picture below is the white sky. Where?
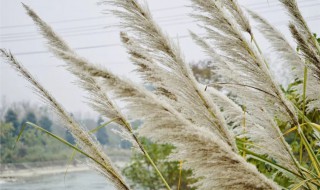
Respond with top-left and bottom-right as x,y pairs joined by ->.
0,0 -> 319,116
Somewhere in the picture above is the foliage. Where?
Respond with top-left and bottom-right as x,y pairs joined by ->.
22,111 -> 37,126
245,79 -> 320,188
4,109 -> 19,135
65,130 -> 76,145
0,122 -> 72,163
96,117 -> 109,145
39,115 -> 53,132
123,138 -> 195,190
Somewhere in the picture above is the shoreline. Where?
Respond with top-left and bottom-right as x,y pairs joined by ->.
0,160 -> 127,183
0,164 -> 91,182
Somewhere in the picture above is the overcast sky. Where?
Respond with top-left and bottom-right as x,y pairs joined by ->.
0,0 -> 319,116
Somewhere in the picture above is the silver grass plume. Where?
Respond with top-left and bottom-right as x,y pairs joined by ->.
138,111 -> 280,190
247,9 -> 320,112
289,24 -> 320,79
103,0 -> 237,150
220,0 -> 252,34
22,7 -> 175,189
0,49 -> 130,190
208,86 -> 300,176
22,4 -> 139,146
23,22 -> 282,188
191,32 -> 299,175
51,48 -> 280,190
11,2 -> 284,188
190,0 -> 305,179
279,0 -> 320,79
190,0 -> 300,128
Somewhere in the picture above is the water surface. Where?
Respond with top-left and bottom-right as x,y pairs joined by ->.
0,170 -> 115,190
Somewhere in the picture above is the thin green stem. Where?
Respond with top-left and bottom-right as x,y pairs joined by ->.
242,107 -> 246,158
239,146 -> 320,188
298,126 -> 320,176
299,66 -> 308,164
123,120 -> 172,190
132,134 -> 172,190
302,66 -> 308,123
177,161 -> 183,190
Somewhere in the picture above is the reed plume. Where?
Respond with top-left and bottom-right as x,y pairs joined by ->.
21,2 -> 281,188
189,0 -> 310,180
103,0 -> 237,150
190,29 -> 300,176
0,49 -> 130,190
23,5 -> 173,189
51,48 -> 280,190
247,9 -> 320,112
280,0 -> 320,79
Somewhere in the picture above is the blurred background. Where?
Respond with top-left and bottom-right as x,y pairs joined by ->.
0,0 -> 319,189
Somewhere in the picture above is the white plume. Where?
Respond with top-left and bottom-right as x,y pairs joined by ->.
105,0 -> 237,150
247,9 -> 320,112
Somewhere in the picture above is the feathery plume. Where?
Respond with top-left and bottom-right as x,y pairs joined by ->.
205,78 -> 300,175
55,50 -> 280,189
0,49 -> 130,190
279,0 -> 320,79
23,3 -> 135,141
22,5 -> 173,189
35,34 -> 281,190
190,0 -> 304,178
289,23 -> 320,78
104,0 -> 237,150
6,1 -> 317,189
190,0 -> 300,127
139,114 -> 280,190
220,0 -> 252,34
247,9 -> 320,111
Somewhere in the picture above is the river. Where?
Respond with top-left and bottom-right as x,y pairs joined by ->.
0,170 -> 116,190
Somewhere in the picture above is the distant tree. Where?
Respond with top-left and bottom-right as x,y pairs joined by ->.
0,122 -> 15,145
65,130 -> 75,144
0,124 -> 16,163
191,60 -> 219,85
4,109 -> 19,135
96,117 -> 109,145
22,111 -> 37,125
39,116 -> 52,132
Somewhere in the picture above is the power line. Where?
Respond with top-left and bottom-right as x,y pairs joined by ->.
2,5 -> 320,42
6,14 -> 320,57
13,43 -> 121,56
0,15 -> 190,40
1,2 -> 318,42
259,3 -> 320,14
1,13 -> 319,43
0,14 -> 189,38
0,0 -> 316,30
7,34 -> 192,56
245,0 -> 317,9
0,6 -> 187,30
0,19 -> 195,43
